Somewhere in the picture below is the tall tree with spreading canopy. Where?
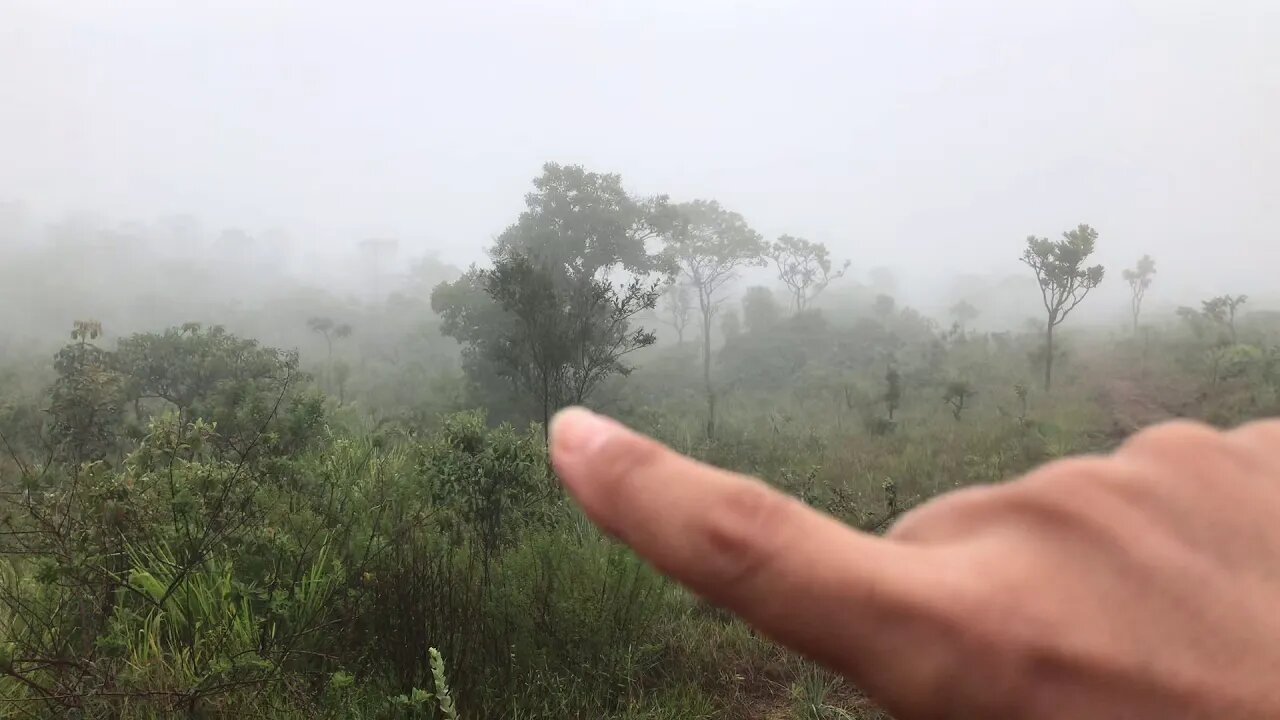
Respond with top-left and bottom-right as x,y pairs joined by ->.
660,199 -> 764,436
48,320 -> 123,464
307,316 -> 353,391
741,286 -> 781,334
433,163 -> 669,433
1021,224 -> 1105,391
765,235 -> 849,313
656,281 -> 694,344
949,300 -> 980,333
113,323 -> 319,457
1122,255 -> 1157,334
1202,294 -> 1248,343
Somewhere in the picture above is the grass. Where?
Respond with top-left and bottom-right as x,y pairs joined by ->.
4,316 -> 1276,718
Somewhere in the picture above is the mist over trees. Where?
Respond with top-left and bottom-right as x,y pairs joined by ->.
1123,255 -> 1157,334
3,2 -> 1280,714
660,199 -> 765,436
4,154 -> 1280,719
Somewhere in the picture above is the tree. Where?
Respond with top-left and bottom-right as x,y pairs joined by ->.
433,163 -> 668,433
307,317 -> 353,391
1121,255 -> 1157,334
113,324 -> 319,457
765,235 -> 849,313
656,281 -> 693,344
48,320 -> 123,464
1202,294 -> 1248,343
741,286 -> 781,334
884,366 -> 902,421
661,199 -> 765,436
1177,305 -> 1214,341
873,294 -> 896,320
720,307 -> 742,342
333,360 -> 352,405
943,380 -> 975,421
949,300 -> 980,334
1021,224 -> 1105,391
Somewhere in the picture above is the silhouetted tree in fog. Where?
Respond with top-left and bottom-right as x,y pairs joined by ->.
949,300 -> 979,334
661,199 -> 764,437
1201,294 -> 1248,344
765,235 -> 849,313
720,307 -> 741,342
307,316 -> 353,391
656,281 -> 694,344
884,366 -> 902,421
434,163 -> 668,433
741,286 -> 781,334
943,380 -> 975,421
874,294 -> 896,320
48,320 -> 122,464
1021,224 -> 1105,391
1122,255 -> 1157,334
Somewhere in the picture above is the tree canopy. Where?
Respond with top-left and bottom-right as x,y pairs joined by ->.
659,199 -> 764,436
1021,224 -> 1105,390
765,235 -> 849,313
432,163 -> 669,429
1122,254 -> 1157,333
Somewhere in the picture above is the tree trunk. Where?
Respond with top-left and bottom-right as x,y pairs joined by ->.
706,392 -> 717,438
324,334 -> 334,392
541,373 -> 551,445
703,310 -> 715,438
1044,321 -> 1055,392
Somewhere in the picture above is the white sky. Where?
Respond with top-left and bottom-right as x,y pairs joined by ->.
2,0 -> 1278,307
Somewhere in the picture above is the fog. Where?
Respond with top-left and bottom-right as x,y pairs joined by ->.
7,4 -> 1280,715
2,0 -> 1278,339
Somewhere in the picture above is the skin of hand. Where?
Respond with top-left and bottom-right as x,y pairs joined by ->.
548,408 -> 1280,720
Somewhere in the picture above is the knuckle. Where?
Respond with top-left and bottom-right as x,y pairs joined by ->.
1119,419 -> 1223,459
1228,418 -> 1280,449
700,480 -> 794,591
887,485 -> 1003,543
1118,419 -> 1272,486
1016,456 -> 1116,502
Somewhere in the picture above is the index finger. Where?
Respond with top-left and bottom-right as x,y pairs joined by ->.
549,408 -> 957,700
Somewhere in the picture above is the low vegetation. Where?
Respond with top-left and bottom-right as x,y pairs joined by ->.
3,165 -> 1278,719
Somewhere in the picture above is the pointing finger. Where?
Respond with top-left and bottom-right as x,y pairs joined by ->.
548,407 -> 955,698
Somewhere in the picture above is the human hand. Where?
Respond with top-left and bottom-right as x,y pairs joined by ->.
549,408 -> 1280,719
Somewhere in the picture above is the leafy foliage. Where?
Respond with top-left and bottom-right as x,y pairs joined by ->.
1021,224 -> 1105,390
48,321 -> 124,464
1202,294 -> 1248,343
113,323 -> 323,459
433,164 -> 667,428
660,199 -> 765,436
765,235 -> 849,313
1121,255 -> 1156,333
942,381 -> 975,421
5,178 -> 1279,720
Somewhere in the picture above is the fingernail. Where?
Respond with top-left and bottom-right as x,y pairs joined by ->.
549,407 -> 614,459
